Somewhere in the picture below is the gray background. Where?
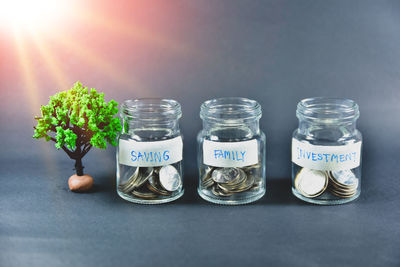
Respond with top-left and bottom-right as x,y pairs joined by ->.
1,0 -> 400,266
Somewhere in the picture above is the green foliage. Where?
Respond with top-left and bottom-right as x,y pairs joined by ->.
33,81 -> 121,159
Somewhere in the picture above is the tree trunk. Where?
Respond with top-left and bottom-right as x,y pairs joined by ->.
75,157 -> 84,176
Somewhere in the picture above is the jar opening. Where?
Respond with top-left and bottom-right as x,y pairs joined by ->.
297,97 -> 359,123
122,98 -> 182,120
200,97 -> 261,122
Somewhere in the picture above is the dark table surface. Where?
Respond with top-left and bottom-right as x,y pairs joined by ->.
1,1 -> 399,266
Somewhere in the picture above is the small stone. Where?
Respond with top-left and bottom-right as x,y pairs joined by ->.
68,174 -> 94,192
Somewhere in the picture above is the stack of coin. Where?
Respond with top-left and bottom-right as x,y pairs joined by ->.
201,164 -> 261,197
119,165 -> 182,199
201,166 -> 215,188
294,167 -> 359,199
327,169 -> 359,198
294,168 -> 328,198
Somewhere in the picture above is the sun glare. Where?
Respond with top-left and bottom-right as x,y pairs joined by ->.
3,0 -> 190,109
0,0 -> 69,31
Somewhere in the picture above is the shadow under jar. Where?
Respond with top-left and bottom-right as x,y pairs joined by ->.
197,97 -> 266,205
292,97 -> 362,205
116,99 -> 184,204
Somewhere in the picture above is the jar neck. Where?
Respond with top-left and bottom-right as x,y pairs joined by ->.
200,97 -> 262,139
298,118 -> 357,138
296,97 -> 359,139
121,98 -> 182,137
123,117 -> 180,135
202,119 -> 260,139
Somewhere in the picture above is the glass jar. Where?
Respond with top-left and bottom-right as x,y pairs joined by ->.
116,98 -> 184,204
197,97 -> 266,205
292,97 -> 362,205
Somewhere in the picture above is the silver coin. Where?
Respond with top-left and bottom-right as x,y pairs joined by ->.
295,168 -> 328,198
202,167 -> 214,182
225,168 -> 247,185
329,188 -> 357,198
239,174 -> 255,192
153,167 -> 161,175
219,173 -> 255,193
328,169 -> 358,198
147,176 -> 170,196
330,185 -> 357,194
218,169 -> 246,189
331,170 -> 359,188
159,165 -> 181,192
242,163 -> 261,175
329,179 -> 357,192
211,185 -> 233,197
119,167 -> 141,193
135,167 -> 154,188
201,167 -> 215,188
330,186 -> 357,195
212,167 -> 240,183
132,189 -> 158,199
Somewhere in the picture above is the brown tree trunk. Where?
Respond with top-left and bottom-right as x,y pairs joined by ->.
74,157 -> 84,176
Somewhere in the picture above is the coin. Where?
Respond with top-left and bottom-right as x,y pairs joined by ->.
204,163 -> 262,197
212,167 -> 240,183
212,185 -> 233,197
201,166 -> 215,188
135,167 -> 154,188
206,165 -> 261,196
237,174 -> 255,192
242,163 -> 261,175
226,168 -> 246,185
119,167 -> 141,193
147,175 -> 170,196
202,179 -> 214,188
330,170 -> 359,188
327,169 -> 358,198
295,168 -> 328,198
159,165 -> 181,192
329,187 -> 357,198
218,169 -> 249,192
329,187 -> 356,196
202,177 -> 214,188
154,167 -> 161,175
131,189 -> 158,199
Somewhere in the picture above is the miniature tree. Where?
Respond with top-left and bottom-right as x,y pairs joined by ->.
33,81 -> 121,177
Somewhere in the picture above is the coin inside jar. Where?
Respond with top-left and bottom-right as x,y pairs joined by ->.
203,164 -> 261,197
327,169 -> 358,198
135,167 -> 154,188
119,167 -> 141,193
131,189 -> 158,199
211,167 -> 241,183
212,184 -> 233,196
295,168 -> 328,198
147,175 -> 171,196
201,166 -> 215,188
218,169 -> 249,193
330,170 -> 359,188
159,165 -> 181,192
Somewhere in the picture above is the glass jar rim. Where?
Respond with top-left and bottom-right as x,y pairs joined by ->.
296,97 -> 359,123
121,98 -> 182,120
200,97 -> 262,122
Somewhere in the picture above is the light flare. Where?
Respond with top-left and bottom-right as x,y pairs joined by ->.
28,30 -> 70,90
77,9 -> 192,55
0,0 -> 71,32
13,27 -> 41,112
13,26 -> 60,179
47,32 -> 144,88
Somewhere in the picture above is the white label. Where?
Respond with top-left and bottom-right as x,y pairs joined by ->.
118,136 -> 183,167
292,138 -> 361,171
203,139 -> 258,167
